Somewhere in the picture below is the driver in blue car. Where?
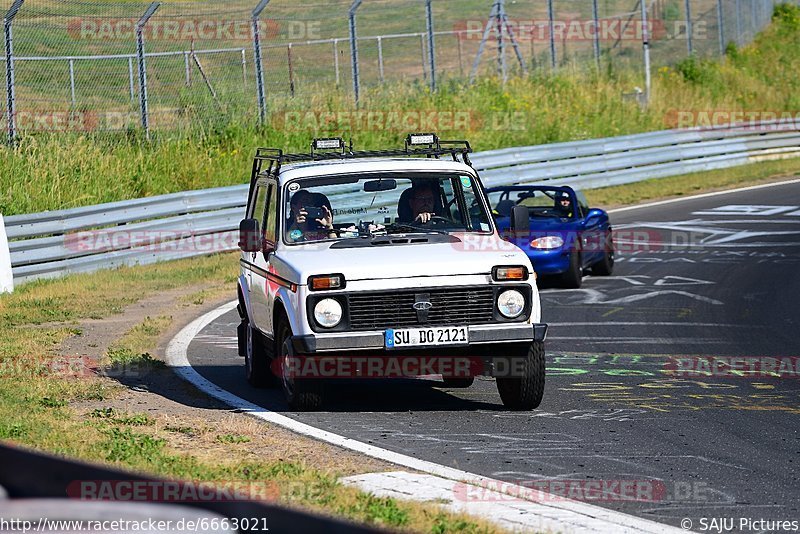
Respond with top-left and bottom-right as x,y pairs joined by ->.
555,191 -> 574,218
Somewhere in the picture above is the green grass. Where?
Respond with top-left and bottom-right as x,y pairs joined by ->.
1,4 -> 799,215
0,251 -> 501,533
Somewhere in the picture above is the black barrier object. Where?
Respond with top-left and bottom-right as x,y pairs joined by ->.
0,442 -> 386,533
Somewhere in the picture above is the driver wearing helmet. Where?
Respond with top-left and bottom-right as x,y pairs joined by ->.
555,191 -> 574,218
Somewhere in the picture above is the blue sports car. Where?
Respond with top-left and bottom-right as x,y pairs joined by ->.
487,185 -> 614,288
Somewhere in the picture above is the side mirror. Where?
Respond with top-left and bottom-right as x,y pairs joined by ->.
238,218 -> 261,252
510,205 -> 529,235
585,208 -> 604,226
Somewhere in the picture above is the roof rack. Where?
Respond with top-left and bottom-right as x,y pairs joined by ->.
250,134 -> 473,184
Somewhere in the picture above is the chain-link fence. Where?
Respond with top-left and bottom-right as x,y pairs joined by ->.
1,0 -> 794,141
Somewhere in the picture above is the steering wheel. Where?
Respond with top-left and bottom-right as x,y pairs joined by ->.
422,215 -> 452,227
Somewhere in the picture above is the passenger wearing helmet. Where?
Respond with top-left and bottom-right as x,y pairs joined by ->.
555,191 -> 574,218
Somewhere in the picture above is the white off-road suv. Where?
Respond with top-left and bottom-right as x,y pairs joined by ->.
236,134 -> 547,410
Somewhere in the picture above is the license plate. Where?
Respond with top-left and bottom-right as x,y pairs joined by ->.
385,326 -> 468,348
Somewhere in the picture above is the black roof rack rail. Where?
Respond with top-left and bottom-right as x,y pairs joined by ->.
251,137 -> 473,183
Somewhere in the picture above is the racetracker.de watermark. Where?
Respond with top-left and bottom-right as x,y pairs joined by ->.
666,357 -> 800,378
65,17 -> 322,42
67,479 -> 279,502
665,110 -> 800,131
272,110 -> 532,132
9,111 -> 140,132
453,479 -> 667,503
65,230 -> 238,254
0,355 -> 155,380
453,18 -> 705,42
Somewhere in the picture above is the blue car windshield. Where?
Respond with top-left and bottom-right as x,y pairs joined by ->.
489,189 -> 575,219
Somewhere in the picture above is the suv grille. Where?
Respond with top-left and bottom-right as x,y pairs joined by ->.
347,287 -> 495,330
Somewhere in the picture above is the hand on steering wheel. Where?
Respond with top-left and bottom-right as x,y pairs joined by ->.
415,214 -> 450,226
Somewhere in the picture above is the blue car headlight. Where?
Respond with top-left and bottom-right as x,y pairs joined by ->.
530,236 -> 564,250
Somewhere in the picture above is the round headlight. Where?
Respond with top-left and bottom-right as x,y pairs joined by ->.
497,290 -> 525,319
314,298 -> 343,328
530,236 -> 564,250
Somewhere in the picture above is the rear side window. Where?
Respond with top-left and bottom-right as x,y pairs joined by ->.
250,184 -> 268,227
263,183 -> 277,245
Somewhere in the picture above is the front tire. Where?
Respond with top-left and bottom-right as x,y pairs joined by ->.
560,250 -> 582,289
242,320 -> 274,388
496,341 -> 545,410
591,231 -> 615,276
276,321 -> 324,411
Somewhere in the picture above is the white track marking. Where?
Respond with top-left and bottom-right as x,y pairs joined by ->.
607,178 -> 800,214
341,471 -> 668,534
166,302 -> 683,534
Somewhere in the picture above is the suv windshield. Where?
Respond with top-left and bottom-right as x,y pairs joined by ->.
283,173 -> 492,244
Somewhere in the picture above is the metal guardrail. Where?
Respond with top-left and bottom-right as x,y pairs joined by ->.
2,121 -> 799,289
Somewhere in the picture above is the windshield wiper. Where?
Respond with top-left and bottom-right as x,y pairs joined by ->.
385,223 -> 449,235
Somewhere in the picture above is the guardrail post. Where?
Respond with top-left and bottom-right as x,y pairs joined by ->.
547,0 -> 556,71
641,0 -> 652,105
4,0 -> 24,146
136,2 -> 159,141
251,0 -> 270,125
0,214 -> 12,294
425,0 -> 436,91
349,0 -> 363,105
684,0 -> 694,55
592,0 -> 600,66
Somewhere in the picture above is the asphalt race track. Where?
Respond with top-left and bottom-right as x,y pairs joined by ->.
186,181 -> 800,531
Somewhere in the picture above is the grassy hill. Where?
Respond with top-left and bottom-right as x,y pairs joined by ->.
1,3 -> 798,215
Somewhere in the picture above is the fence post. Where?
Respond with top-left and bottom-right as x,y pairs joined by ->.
128,56 -> 135,102
716,0 -> 725,55
349,0 -> 363,105
592,0 -> 600,66
0,213 -> 12,294
251,0 -> 270,125
547,0 -> 556,71
377,37 -> 384,83
735,0 -> 742,45
420,34 -> 427,81
4,0 -> 24,146
286,44 -> 295,97
68,59 -> 76,107
496,0 -> 506,84
333,38 -> 340,87
641,0 -> 652,105
684,0 -> 693,55
183,51 -> 191,86
241,48 -> 247,85
425,0 -> 436,92
136,2 -> 159,141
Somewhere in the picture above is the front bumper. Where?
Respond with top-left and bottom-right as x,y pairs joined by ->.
291,322 -> 547,354
524,248 -> 571,275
